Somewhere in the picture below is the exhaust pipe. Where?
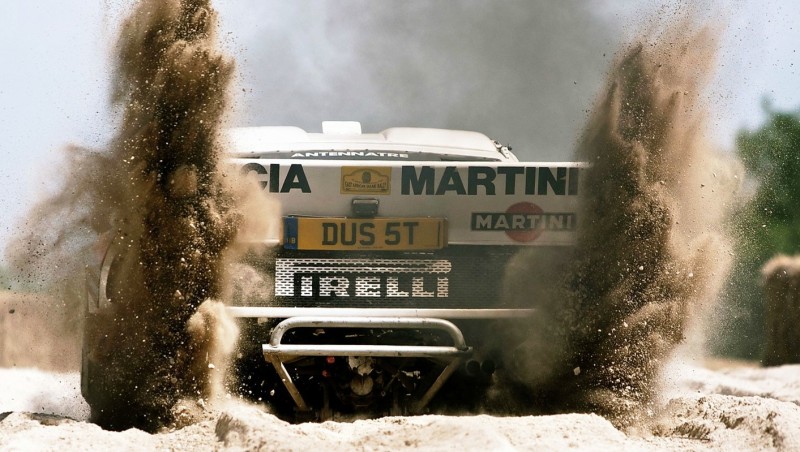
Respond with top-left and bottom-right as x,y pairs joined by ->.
464,359 -> 496,376
465,359 -> 481,376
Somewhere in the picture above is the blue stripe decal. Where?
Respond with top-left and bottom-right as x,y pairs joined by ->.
284,217 -> 298,250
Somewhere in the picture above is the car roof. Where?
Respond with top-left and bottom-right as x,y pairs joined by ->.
225,123 -> 515,161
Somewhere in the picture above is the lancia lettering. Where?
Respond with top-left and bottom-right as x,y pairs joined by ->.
240,162 -> 311,193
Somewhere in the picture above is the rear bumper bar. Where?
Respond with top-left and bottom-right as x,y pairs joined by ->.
228,306 -> 534,320
261,316 -> 473,413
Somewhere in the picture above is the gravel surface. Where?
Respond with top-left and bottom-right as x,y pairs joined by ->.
2,360 -> 799,451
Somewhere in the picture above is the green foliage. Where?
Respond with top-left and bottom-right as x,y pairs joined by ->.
715,106 -> 800,359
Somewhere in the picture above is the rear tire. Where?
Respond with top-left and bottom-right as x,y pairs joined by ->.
763,256 -> 800,366
80,237 -> 172,431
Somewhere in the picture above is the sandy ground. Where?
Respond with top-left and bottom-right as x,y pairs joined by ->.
1,360 -> 799,451
3,292 -> 800,450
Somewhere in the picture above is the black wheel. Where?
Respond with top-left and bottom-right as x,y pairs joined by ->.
80,237 -> 172,431
762,258 -> 800,366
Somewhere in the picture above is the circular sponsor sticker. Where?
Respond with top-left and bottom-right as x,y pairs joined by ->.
505,202 -> 544,242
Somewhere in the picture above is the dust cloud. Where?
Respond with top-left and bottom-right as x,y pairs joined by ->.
497,21 -> 739,427
7,0 -> 242,432
224,0 -> 617,161
0,292 -> 79,371
81,0 -> 243,431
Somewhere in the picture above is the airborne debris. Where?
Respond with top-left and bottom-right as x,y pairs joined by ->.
70,0 -> 241,432
496,20 -> 735,428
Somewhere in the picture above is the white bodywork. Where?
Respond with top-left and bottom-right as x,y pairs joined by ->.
227,124 -> 516,160
226,123 -> 583,247
220,124 -> 584,414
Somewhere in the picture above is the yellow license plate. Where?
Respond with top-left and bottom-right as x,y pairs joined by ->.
284,217 -> 447,251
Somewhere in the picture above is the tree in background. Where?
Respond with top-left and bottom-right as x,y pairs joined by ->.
716,105 -> 800,360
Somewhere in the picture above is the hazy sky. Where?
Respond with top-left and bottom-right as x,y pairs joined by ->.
1,0 -> 798,259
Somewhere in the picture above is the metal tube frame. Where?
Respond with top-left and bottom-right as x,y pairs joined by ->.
261,316 -> 473,415
230,306 -> 534,320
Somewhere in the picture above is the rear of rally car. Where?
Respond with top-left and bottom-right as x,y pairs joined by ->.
225,123 -> 582,420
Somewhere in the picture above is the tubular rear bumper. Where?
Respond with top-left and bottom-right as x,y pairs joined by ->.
226,307 -> 534,320
258,315 -> 475,413
227,307 -> 533,414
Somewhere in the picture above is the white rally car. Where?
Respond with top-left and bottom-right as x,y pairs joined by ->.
225,122 -> 582,419
84,121 -> 582,421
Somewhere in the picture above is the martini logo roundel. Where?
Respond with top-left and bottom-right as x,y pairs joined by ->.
505,202 -> 544,242
471,202 -> 574,243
